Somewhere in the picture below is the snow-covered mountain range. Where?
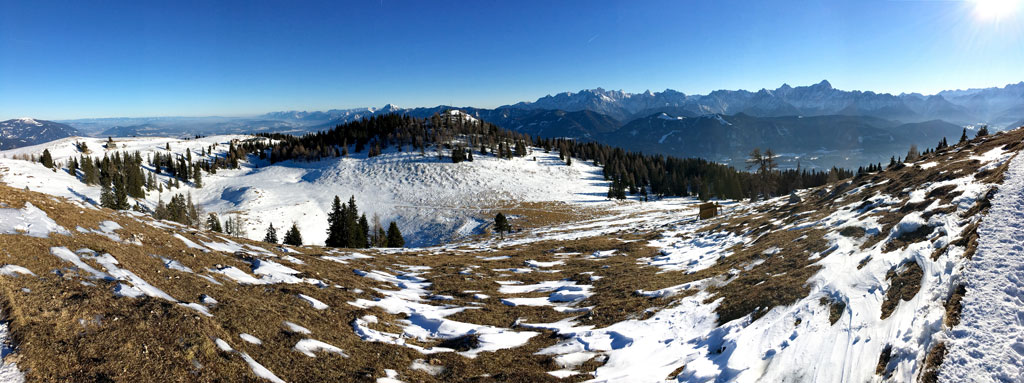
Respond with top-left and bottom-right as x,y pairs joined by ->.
0,118 -> 80,150
507,80 -> 1024,125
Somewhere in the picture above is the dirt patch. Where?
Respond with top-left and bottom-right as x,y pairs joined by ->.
944,284 -> 967,328
839,226 -> 866,238
876,344 -> 893,377
880,261 -> 924,320
819,297 -> 845,325
919,342 -> 946,383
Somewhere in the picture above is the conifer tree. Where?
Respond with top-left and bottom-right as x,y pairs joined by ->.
207,213 -> 223,232
326,196 -> 346,247
977,125 -> 989,138
100,183 -> 116,209
67,157 -> 78,176
494,212 -> 511,239
81,155 -> 98,185
155,199 -> 168,220
186,193 -> 200,226
40,149 -> 54,169
283,223 -> 302,246
358,214 -> 370,248
223,215 -> 235,236
346,196 -> 359,244
112,174 -> 130,210
386,222 -> 405,247
193,165 -> 203,188
263,223 -> 278,244
960,128 -> 968,143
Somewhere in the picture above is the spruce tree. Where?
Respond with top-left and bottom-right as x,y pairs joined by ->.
494,212 -> 511,239
100,183 -> 116,209
283,223 -> 303,246
112,175 -> 130,210
193,165 -> 203,188
358,214 -> 370,248
40,149 -> 54,169
325,196 -> 346,247
977,125 -> 989,138
263,223 -> 278,244
386,222 -> 405,247
186,193 -> 199,226
207,213 -> 223,232
344,196 -> 359,247
960,128 -> 968,143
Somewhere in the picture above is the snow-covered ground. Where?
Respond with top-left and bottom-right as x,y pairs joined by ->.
941,152 -> 1024,382
0,135 -> 612,246
2,131 -> 1022,382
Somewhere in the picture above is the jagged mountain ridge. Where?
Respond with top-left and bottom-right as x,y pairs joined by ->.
505,80 -> 1022,125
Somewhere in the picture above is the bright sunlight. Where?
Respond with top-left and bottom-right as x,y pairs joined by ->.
972,0 -> 1022,20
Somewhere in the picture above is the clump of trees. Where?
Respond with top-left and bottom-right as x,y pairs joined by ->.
283,223 -> 303,246
153,193 -> 201,226
325,195 -> 403,248
258,112 -> 532,165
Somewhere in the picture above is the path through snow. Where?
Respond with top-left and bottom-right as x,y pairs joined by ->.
942,153 -> 1024,382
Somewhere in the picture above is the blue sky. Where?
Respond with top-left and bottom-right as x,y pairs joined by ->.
1,0 -> 1022,119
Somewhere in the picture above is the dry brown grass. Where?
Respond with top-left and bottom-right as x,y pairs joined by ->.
944,284 -> 967,328
1,128 -> 1023,381
880,261 -> 924,320
918,342 -> 946,383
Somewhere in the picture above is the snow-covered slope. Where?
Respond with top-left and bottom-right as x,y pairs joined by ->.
0,129 -> 1022,382
0,135 -> 610,246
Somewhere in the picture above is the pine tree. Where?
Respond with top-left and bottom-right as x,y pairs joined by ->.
283,223 -> 303,246
193,165 -> 203,188
67,157 -> 78,176
40,149 -> 54,169
82,156 -> 99,185
263,223 -> 278,244
207,213 -> 223,232
100,183 -> 116,209
344,196 -> 359,247
186,193 -> 199,226
112,174 -> 129,210
358,214 -> 370,248
386,222 -> 405,247
223,215 -> 235,236
494,212 -> 511,239
325,196 -> 346,247
977,125 -> 989,138
960,128 -> 968,143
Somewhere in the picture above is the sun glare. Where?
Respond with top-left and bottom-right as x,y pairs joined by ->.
972,0 -> 1021,21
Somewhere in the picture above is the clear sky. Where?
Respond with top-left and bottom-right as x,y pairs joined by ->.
1,0 -> 1023,120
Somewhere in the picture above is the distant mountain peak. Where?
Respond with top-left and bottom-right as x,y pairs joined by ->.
17,117 -> 42,126
812,80 -> 833,90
